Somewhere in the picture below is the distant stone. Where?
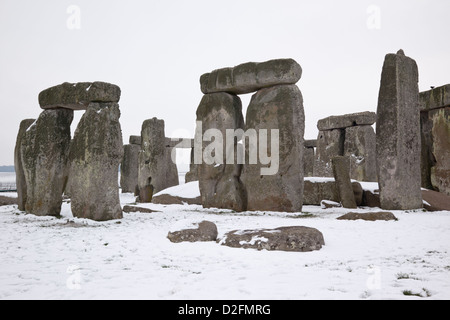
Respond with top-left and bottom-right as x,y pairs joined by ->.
120,144 -> 140,194
14,119 -> 36,211
337,211 -> 398,221
152,193 -> 202,206
21,109 -> 73,216
376,50 -> 422,210
422,189 -> 450,212
220,226 -> 325,252
362,190 -> 381,208
168,221 -> 218,243
200,59 -> 302,95
303,179 -> 363,206
303,147 -> 315,177
332,156 -> 357,209
68,103 -> 123,221
419,84 -> 450,111
313,129 -> 344,177
321,200 -> 341,209
304,139 -> 317,148
122,205 -> 160,214
39,82 -> 121,110
129,135 -> 141,145
0,196 -> 18,207
317,112 -> 377,131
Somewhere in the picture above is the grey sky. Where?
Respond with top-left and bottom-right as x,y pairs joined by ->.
1,0 -> 449,167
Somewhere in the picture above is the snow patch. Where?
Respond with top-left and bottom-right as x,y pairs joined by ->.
153,181 -> 200,199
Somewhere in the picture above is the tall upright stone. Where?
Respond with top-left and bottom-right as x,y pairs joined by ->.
314,129 -> 344,177
332,156 -> 357,209
242,84 -> 305,212
138,118 -> 179,202
120,143 -> 140,193
68,103 -> 124,221
344,125 -> 377,182
376,50 -> 422,210
21,109 -> 73,216
195,92 -> 246,212
14,119 -> 36,211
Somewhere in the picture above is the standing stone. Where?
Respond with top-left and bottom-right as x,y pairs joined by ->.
332,156 -> 357,209
21,109 -> 73,216
138,118 -> 179,202
195,92 -> 246,212
344,125 -> 377,182
14,119 -> 36,211
303,147 -> 315,177
376,50 -> 422,210
429,107 -> 450,195
313,129 -> 344,177
68,103 -> 123,221
185,148 -> 199,183
242,84 -> 305,212
120,144 -> 140,193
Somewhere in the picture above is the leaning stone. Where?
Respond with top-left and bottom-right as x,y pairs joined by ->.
317,111 -> 377,131
313,129 -> 344,177
219,226 -> 325,252
195,92 -> 246,212
332,156 -> 357,209
419,84 -> 450,111
138,118 -> 179,202
337,211 -> 398,221
39,82 -> 121,110
14,119 -> 36,211
200,59 -> 302,95
242,84 -> 305,212
168,221 -> 218,243
376,50 -> 423,210
21,109 -> 73,216
68,103 -> 123,221
344,125 -> 377,182
120,144 -> 140,193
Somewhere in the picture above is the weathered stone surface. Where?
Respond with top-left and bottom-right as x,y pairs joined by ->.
362,190 -> 381,208
68,103 -> 123,221
39,82 -> 121,110
21,109 -> 73,216
129,135 -> 141,145
220,226 -> 325,252
200,59 -> 302,95
242,85 -> 305,212
419,84 -> 450,111
332,156 -> 357,209
185,148 -> 199,183
337,211 -> 398,221
303,147 -> 315,177
422,189 -> 450,212
14,119 -> 36,211
304,139 -> 317,148
420,105 -> 450,193
138,118 -> 179,202
152,193 -> 202,205
376,50 -> 423,210
168,221 -> 218,243
303,178 -> 363,206
122,205 -> 160,214
344,125 -> 377,182
0,196 -> 18,207
317,112 -> 377,131
196,92 -> 246,212
313,129 -> 344,177
120,144 -> 140,193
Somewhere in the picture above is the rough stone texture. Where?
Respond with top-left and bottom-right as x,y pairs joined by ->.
14,119 -> 36,211
200,59 -> 302,95
421,107 -> 450,195
242,85 -> 305,212
168,221 -> 218,243
68,103 -> 123,221
220,226 -> 325,252
152,193 -> 202,205
303,147 -> 315,177
196,92 -> 246,212
332,156 -> 357,209
138,118 -> 179,202
422,189 -> 450,212
129,135 -> 141,145
122,205 -> 160,214
317,112 -> 377,131
0,196 -> 18,207
362,190 -> 381,208
21,109 -> 73,216
39,82 -> 121,110
376,50 -> 423,210
344,125 -> 377,182
419,84 -> 450,111
337,211 -> 398,221
303,179 -> 363,206
185,148 -> 199,183
304,139 -> 317,148
313,129 -> 344,177
120,144 -> 140,193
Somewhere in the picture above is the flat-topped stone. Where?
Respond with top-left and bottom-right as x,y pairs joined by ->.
200,59 -> 302,95
39,82 -> 121,110
420,84 -> 450,111
317,112 -> 377,131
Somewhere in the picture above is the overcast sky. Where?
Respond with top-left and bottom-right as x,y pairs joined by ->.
1,0 -> 449,167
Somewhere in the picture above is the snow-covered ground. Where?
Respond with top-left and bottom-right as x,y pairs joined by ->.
0,180 -> 449,300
